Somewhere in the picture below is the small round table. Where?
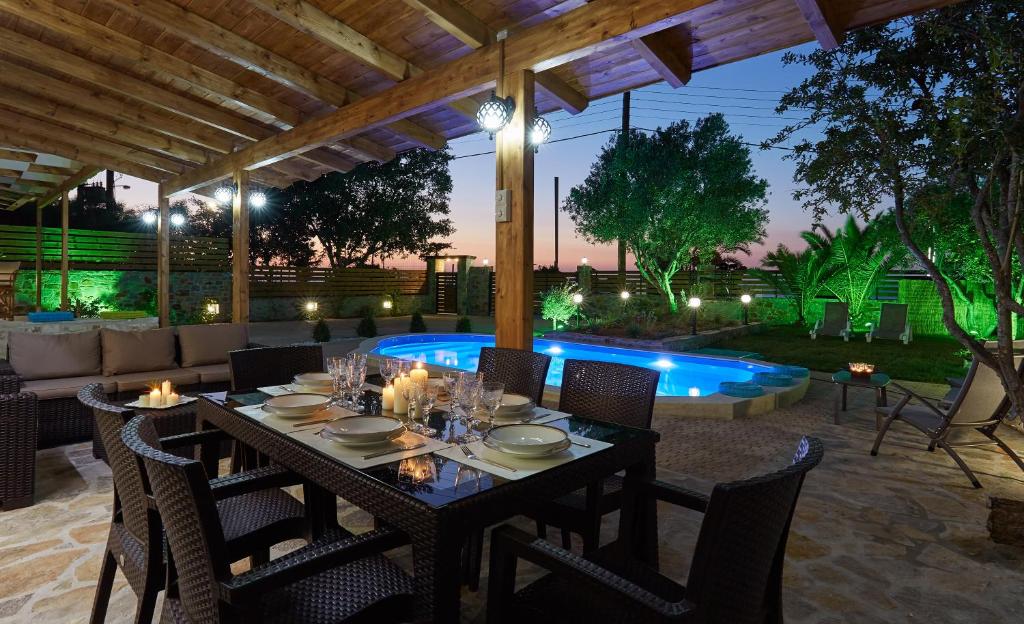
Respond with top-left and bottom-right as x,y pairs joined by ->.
831,370 -> 891,427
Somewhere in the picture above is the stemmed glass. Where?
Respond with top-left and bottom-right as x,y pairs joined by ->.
413,382 -> 439,438
399,377 -> 420,428
478,381 -> 505,433
346,353 -> 368,413
454,376 -> 483,443
442,371 -> 461,422
379,358 -> 399,388
326,356 -> 347,407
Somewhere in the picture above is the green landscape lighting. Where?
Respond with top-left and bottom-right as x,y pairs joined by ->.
741,293 -> 751,324
688,297 -> 701,335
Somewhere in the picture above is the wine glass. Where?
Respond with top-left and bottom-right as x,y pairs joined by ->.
442,371 -> 461,421
399,377 -> 420,427
346,354 -> 368,413
455,376 -> 483,443
379,358 -> 398,387
414,382 -> 439,438
327,356 -> 347,407
478,381 -> 505,432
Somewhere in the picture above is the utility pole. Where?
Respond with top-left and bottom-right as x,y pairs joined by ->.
617,91 -> 630,289
553,176 -> 559,271
105,169 -> 115,207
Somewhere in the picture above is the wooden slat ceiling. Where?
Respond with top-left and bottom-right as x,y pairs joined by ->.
0,0 -> 961,209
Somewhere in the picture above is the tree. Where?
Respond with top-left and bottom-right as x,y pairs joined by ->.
564,115 -> 768,311
766,1 -> 1024,416
272,148 -> 455,267
750,241 -> 836,325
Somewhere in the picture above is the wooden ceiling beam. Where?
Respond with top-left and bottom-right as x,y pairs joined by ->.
0,88 -> 214,164
112,0 -> 444,149
632,25 -> 693,88
0,167 -> 25,178
29,165 -> 102,211
793,0 -> 843,50
403,0 -> 589,115
164,0 -> 717,194
0,148 -> 35,163
300,148 -> 355,172
0,126 -> 167,183
27,163 -> 78,177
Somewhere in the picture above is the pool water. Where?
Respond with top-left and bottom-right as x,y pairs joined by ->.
370,334 -> 774,397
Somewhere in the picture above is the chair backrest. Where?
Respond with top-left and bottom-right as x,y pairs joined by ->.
122,415 -> 231,624
685,437 -> 824,623
948,355 -> 1022,426
476,346 -> 552,404
557,359 -> 660,429
228,344 -> 324,390
78,384 -> 156,548
821,302 -> 848,331
876,303 -> 908,335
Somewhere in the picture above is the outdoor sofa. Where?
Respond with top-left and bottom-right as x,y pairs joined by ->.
0,323 -> 257,510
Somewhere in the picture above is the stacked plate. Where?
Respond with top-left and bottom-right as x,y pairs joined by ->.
483,424 -> 570,457
492,393 -> 536,421
319,416 -> 406,447
292,372 -> 334,394
263,393 -> 329,418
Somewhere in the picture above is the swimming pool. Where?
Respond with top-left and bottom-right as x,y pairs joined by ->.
368,334 -> 777,397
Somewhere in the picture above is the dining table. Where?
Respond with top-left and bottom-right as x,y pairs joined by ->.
193,383 -> 660,623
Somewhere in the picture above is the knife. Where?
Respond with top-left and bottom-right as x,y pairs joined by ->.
362,442 -> 426,460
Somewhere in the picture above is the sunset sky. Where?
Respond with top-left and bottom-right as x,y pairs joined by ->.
97,42 -> 856,271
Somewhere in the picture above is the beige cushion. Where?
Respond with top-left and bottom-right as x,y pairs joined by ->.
101,328 -> 178,376
112,369 -> 200,393
21,375 -> 116,400
8,330 -> 102,381
184,364 -> 231,385
178,324 -> 249,367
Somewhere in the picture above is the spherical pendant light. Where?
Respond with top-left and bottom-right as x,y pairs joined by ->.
213,184 -> 235,205
529,115 -> 552,149
476,90 -> 516,136
249,190 -> 267,209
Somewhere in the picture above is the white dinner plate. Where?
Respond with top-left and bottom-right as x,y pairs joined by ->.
321,416 -> 405,445
483,424 -> 569,456
483,437 -> 571,457
264,393 -> 329,417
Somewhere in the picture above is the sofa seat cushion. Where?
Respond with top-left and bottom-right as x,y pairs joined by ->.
9,330 -> 102,380
101,328 -> 178,376
22,375 -> 116,400
184,363 -> 231,385
112,369 -> 200,393
178,323 -> 249,367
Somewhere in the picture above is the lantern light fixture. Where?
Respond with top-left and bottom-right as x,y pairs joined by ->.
205,301 -> 220,315
213,183 -> 236,206
169,213 -> 186,228
249,189 -> 267,209
529,114 -> 551,149
688,297 -> 702,309
141,211 -> 157,226
572,293 -> 584,305
580,257 -> 589,265
476,90 -> 516,137
304,301 -> 318,313
620,290 -> 630,301
382,300 -> 393,310
740,294 -> 752,304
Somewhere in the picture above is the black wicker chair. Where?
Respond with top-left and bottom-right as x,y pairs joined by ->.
83,385 -> 310,624
229,344 -> 325,391
120,414 -> 414,624
533,359 -> 660,552
488,436 -> 824,624
0,377 -> 36,511
476,346 -> 551,404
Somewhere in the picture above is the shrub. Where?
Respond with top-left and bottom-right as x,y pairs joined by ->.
312,318 -> 331,342
356,309 -> 377,338
409,311 -> 427,333
455,316 -> 472,332
540,284 -> 580,330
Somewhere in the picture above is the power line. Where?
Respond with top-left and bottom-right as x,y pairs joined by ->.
630,105 -> 810,121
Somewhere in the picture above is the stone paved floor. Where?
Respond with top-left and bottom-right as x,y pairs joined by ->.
2,377 -> 1023,623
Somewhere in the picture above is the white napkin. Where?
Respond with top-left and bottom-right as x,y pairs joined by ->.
290,428 -> 452,469
434,433 -> 611,481
234,403 -> 356,434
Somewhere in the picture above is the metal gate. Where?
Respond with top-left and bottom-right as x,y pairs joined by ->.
435,272 -> 458,315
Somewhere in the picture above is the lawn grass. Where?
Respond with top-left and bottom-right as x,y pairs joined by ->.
711,324 -> 966,384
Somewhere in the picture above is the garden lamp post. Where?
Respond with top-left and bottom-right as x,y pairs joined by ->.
688,297 -> 701,335
572,292 -> 584,330
740,293 -> 751,325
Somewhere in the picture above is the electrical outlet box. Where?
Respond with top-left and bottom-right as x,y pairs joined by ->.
495,189 -> 511,222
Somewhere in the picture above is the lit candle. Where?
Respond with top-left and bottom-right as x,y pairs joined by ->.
410,363 -> 429,385
161,380 -> 172,397
138,394 -> 150,407
167,392 -> 180,406
149,388 -> 162,407
381,384 -> 395,411
393,375 -> 408,414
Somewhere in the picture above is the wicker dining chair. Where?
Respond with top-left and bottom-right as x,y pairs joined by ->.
228,344 -> 325,391
120,414 -> 414,624
533,359 -> 661,552
476,346 -> 552,404
487,436 -> 825,624
0,385 -> 36,511
81,384 -> 310,624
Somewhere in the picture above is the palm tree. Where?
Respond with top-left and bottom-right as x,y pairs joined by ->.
750,241 -> 837,325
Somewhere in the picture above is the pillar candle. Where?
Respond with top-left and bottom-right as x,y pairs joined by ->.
138,394 -> 150,407
167,392 -> 180,406
393,375 -> 408,415
149,388 -> 162,407
382,384 -> 395,411
410,365 -> 429,385
161,380 -> 172,397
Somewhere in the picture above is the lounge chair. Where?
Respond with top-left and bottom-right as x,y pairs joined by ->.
871,356 -> 1024,488
941,340 -> 1024,408
810,302 -> 851,341
867,303 -> 912,344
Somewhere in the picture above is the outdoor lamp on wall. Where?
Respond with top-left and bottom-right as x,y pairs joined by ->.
529,113 -> 552,150
580,257 -> 589,265
141,211 -> 157,226
214,183 -> 236,206
740,293 -> 752,325
305,301 -> 318,313
688,296 -> 701,336
477,90 -> 515,137
169,213 -> 186,228
249,189 -> 268,209
206,301 -> 220,315
382,299 -> 393,311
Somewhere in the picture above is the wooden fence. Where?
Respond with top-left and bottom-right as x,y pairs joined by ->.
250,266 -> 427,298
0,225 -> 229,271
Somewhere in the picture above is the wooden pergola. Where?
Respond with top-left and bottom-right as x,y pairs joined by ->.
0,0 -> 959,342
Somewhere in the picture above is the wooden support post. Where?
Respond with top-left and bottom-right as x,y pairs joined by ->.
34,201 -> 42,312
494,69 -> 535,350
59,191 -> 69,311
157,186 -> 170,327
231,169 -> 250,323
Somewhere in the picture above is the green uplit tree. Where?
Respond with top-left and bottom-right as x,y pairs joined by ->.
750,240 -> 836,325
564,115 -> 769,312
540,284 -> 580,330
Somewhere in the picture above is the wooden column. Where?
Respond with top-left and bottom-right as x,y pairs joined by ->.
494,69 -> 535,349
59,191 -> 69,311
231,169 -> 250,323
157,185 -> 170,327
34,201 -> 42,312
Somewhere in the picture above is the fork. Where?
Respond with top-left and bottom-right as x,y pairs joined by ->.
460,444 -> 516,472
